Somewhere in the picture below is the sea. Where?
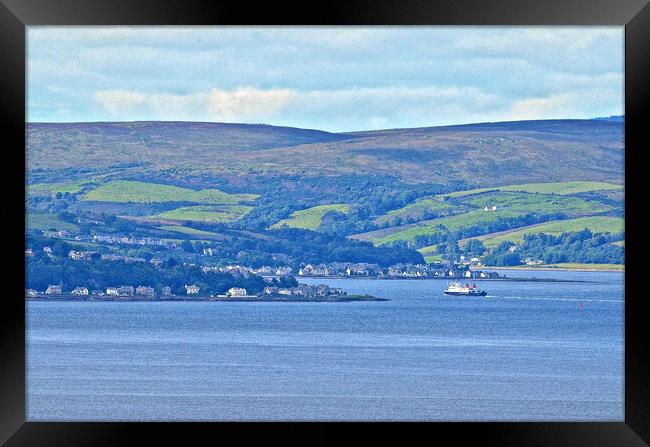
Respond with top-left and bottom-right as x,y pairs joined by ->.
26,269 -> 624,421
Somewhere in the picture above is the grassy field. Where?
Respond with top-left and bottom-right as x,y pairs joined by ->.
440,181 -> 622,199
82,180 -> 258,204
458,191 -> 611,216
357,187 -> 616,246
470,216 -> 624,248
28,180 -> 94,196
417,245 -> 443,263
27,213 -> 80,232
423,254 -> 444,263
153,205 -> 253,223
440,187 -> 498,198
370,209 -> 525,245
158,225 -> 225,238
271,204 -> 350,230
418,244 -> 438,255
498,181 -> 622,195
374,197 -> 462,224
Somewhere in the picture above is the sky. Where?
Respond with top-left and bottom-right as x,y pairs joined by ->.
27,26 -> 624,132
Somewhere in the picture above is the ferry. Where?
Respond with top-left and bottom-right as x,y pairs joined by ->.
443,282 -> 487,296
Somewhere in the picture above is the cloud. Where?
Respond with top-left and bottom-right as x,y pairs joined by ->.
30,27 -> 624,128
506,88 -> 622,121
208,87 -> 295,121
92,85 -> 508,129
93,90 -> 210,120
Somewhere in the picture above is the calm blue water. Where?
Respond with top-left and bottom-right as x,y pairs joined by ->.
27,270 -> 624,421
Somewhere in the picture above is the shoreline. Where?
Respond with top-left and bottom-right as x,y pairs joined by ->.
25,293 -> 388,303
480,265 -> 624,272
296,276 -> 590,283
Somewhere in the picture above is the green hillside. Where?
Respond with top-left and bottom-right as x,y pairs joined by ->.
271,204 -> 350,230
468,216 -> 624,248
82,180 -> 258,204
498,181 -> 622,195
28,180 -> 94,197
354,188 -> 612,246
367,209 -> 523,246
458,191 -> 610,216
439,181 -> 622,198
374,197 -> 463,225
153,205 -> 253,223
158,225 -> 226,239
27,213 -> 80,232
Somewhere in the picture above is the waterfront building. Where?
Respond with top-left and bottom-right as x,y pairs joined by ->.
185,284 -> 200,295
117,285 -> 135,296
71,287 -> 89,296
136,286 -> 155,297
45,285 -> 62,295
226,287 -> 247,297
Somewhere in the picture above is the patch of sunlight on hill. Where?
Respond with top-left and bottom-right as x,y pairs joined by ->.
271,204 -> 350,230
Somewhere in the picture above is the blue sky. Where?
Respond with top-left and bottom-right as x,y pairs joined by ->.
27,26 -> 623,132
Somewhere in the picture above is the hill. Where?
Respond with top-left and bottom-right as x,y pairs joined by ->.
461,216 -> 624,249
27,119 -> 623,187
253,119 -> 623,185
27,121 -> 350,171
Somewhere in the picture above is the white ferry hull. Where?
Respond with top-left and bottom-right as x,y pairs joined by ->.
443,290 -> 487,296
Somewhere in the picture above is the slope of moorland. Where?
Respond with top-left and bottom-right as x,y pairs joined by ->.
27,121 -> 351,171
28,119 -> 624,187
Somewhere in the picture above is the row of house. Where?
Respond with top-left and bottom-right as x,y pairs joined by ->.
67,250 -> 164,265
201,264 -> 294,277
25,246 -> 52,257
298,263 -> 383,277
91,234 -> 177,248
294,262 -> 498,279
34,284 -> 201,297
263,283 -> 345,298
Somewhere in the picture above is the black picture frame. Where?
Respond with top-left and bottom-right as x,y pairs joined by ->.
2,0 -> 648,445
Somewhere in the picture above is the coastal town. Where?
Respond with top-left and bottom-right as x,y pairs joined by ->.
26,282 -> 353,301
25,238 -> 507,301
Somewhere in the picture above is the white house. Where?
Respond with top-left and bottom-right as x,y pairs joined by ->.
106,287 -> 119,296
45,285 -> 62,295
185,284 -> 200,295
71,287 -> 89,296
226,287 -> 247,297
136,286 -> 155,296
